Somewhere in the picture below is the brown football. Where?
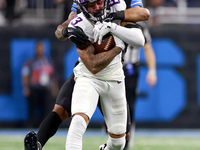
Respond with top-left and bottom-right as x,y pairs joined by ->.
93,33 -> 115,54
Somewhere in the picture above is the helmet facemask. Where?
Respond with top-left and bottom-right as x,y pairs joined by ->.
75,0 -> 111,23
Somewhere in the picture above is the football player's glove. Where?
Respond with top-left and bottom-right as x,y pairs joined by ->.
62,26 -> 89,46
93,21 -> 112,45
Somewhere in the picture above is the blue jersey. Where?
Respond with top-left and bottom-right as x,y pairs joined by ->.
130,0 -> 143,8
71,0 -> 143,13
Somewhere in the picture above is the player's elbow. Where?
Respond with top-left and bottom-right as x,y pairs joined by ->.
55,26 -> 67,41
128,30 -> 145,47
140,8 -> 150,21
137,36 -> 145,47
89,68 -> 99,74
133,38 -> 145,48
137,30 -> 145,47
144,8 -> 150,20
88,64 -> 101,74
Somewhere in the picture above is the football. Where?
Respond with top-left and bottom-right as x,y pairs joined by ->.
93,33 -> 115,54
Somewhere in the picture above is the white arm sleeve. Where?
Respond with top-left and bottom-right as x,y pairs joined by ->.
110,23 -> 145,48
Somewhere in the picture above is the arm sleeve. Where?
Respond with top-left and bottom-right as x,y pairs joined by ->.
111,23 -> 145,47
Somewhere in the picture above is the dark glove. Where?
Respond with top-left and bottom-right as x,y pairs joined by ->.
62,26 -> 89,46
104,11 -> 125,22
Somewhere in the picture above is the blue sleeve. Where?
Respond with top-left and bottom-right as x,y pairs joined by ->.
130,0 -> 143,8
71,2 -> 77,13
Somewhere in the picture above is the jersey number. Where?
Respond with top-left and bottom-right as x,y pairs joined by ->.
71,17 -> 83,26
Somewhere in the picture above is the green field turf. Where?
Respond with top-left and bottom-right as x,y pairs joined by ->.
1,136 -> 200,150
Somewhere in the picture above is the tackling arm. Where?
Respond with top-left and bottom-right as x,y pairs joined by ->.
106,6 -> 150,23
124,6 -> 150,22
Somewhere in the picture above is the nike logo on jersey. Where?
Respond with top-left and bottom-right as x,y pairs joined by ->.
117,81 -> 121,84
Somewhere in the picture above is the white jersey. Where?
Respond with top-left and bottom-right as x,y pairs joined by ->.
68,0 -> 126,81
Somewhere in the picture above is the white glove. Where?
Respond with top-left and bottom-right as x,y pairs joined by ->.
113,35 -> 125,51
93,21 -> 112,45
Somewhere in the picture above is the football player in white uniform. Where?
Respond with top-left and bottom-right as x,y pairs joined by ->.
65,0 -> 144,150
24,0 -> 149,150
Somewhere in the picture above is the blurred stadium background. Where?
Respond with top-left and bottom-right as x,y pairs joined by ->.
0,0 -> 200,149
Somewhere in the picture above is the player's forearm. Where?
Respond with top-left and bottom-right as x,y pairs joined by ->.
144,43 -> 157,87
91,47 -> 122,74
144,43 -> 156,70
87,47 -> 122,74
55,11 -> 77,41
78,45 -> 122,74
124,6 -> 150,22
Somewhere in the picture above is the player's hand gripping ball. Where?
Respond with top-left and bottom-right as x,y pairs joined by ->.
93,33 -> 115,54
63,26 -> 91,49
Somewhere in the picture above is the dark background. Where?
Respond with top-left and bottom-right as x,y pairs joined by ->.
0,24 -> 200,128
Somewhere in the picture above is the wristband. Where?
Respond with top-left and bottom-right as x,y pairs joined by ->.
62,27 -> 68,38
148,69 -> 156,74
114,11 -> 125,20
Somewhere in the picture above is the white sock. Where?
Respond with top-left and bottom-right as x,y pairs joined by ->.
65,115 -> 87,150
105,135 -> 126,150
